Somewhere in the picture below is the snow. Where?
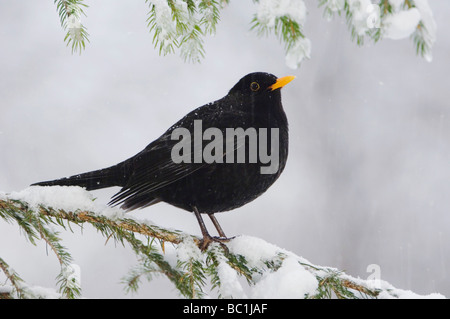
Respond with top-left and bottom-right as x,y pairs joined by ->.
322,0 -> 345,21
1,186 -> 125,219
250,257 -> 318,298
330,0 -> 436,62
388,0 -> 405,12
2,186 -> 95,211
1,283 -> 61,299
225,237 -> 316,298
210,245 -> 247,298
348,0 -> 381,35
227,235 -> 281,267
285,37 -> 311,70
172,236 -> 320,299
383,8 -> 421,40
341,273 -> 445,299
150,0 -> 178,54
176,236 -> 202,262
62,263 -> 81,291
256,0 -> 306,28
180,35 -> 204,63
173,0 -> 190,24
1,187 -> 446,299
413,0 -> 437,62
320,0 -> 436,62
149,0 -> 437,68
255,0 -> 310,69
20,285 -> 62,299
382,0 -> 436,61
220,235 -> 446,299
326,0 -> 345,13
199,1 -> 216,32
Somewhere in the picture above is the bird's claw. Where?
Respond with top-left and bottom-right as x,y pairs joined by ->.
199,235 -> 235,251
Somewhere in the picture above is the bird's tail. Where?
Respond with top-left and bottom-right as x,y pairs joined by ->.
31,161 -> 131,191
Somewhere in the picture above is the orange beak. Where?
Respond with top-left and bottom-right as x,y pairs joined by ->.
268,75 -> 296,91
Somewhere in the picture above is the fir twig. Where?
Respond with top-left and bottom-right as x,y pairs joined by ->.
0,257 -> 26,299
47,0 -> 435,64
0,199 -> 81,298
318,0 -> 435,61
54,0 -> 90,54
0,196 -> 434,299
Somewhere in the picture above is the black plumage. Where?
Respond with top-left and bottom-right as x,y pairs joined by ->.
32,72 -> 294,249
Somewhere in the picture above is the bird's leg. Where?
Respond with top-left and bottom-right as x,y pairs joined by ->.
192,206 -> 231,251
208,214 -> 226,238
193,206 -> 211,247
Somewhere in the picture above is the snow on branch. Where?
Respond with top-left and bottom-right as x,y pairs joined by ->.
54,0 -> 90,54
319,0 -> 437,62
0,187 -> 445,299
146,0 -> 228,63
49,1 -> 437,67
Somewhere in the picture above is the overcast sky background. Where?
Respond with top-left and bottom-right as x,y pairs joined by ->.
1,0 -> 449,298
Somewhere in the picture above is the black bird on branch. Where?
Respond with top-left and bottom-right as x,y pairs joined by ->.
32,72 -> 295,249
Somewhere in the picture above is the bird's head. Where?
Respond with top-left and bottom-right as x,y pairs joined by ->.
228,72 -> 295,99
227,72 -> 295,123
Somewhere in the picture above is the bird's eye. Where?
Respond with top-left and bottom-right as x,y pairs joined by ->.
250,82 -> 260,92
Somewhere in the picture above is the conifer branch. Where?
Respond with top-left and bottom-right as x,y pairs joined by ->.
54,0 -> 89,54
0,194 -> 443,299
37,203 -> 195,245
48,1 -> 436,66
319,0 -> 436,62
0,257 -> 26,299
0,199 -> 81,298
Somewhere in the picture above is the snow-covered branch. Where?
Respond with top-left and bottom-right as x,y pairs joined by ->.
0,187 -> 445,299
54,0 -> 89,54
320,0 -> 437,62
49,1 -> 437,67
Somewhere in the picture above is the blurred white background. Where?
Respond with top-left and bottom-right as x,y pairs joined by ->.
1,0 -> 449,298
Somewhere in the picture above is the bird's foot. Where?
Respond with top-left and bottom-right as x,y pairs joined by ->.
199,235 -> 235,251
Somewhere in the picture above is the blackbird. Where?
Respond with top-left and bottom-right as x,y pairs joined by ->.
32,72 -> 295,249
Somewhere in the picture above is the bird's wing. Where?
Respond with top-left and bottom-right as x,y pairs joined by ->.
109,107 -> 249,208
108,134 -> 203,207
